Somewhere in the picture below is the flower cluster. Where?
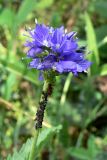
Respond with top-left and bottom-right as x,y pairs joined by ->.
25,23 -> 91,76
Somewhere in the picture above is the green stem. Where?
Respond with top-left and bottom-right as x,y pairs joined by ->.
29,80 -> 52,160
60,73 -> 72,106
35,80 -> 50,129
29,129 -> 40,160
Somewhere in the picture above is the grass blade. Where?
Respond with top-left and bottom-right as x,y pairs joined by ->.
85,12 -> 100,75
16,0 -> 38,26
0,58 -> 39,85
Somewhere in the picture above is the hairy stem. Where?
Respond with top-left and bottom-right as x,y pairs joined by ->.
29,80 -> 53,160
35,81 -> 53,129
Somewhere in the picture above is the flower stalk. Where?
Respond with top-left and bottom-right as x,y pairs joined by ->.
29,80 -> 53,160
35,80 -> 52,129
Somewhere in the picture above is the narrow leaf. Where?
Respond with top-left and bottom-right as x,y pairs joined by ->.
36,0 -> 53,9
0,8 -> 15,28
37,125 -> 62,151
100,64 -> 107,76
0,58 -> 39,85
68,147 -> 91,160
85,12 -> 99,74
88,135 -> 98,158
16,0 -> 37,26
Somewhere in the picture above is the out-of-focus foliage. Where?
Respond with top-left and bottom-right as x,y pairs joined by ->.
0,0 -> 107,159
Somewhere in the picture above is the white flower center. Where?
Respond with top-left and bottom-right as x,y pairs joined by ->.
43,40 -> 48,46
56,44 -> 60,49
49,27 -> 53,34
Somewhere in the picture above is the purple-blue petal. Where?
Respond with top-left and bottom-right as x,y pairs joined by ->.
51,26 -> 65,44
55,60 -> 77,73
59,40 -> 78,55
27,47 -> 42,58
29,58 -> 40,68
24,22 -> 92,77
76,60 -> 92,72
39,71 -> 44,81
37,54 -> 56,70
67,31 -> 77,39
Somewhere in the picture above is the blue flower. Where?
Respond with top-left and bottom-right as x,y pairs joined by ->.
25,22 -> 91,77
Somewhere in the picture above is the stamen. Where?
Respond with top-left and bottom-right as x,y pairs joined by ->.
56,44 -> 60,49
43,40 -> 48,47
35,18 -> 38,24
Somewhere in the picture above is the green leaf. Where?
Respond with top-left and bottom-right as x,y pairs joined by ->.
6,139 -> 32,160
94,1 -> 107,18
88,135 -> 98,158
0,8 -> 15,28
7,154 -> 11,160
85,12 -> 99,75
16,0 -> 38,26
0,58 -> 39,85
2,73 -> 16,100
60,73 -> 72,106
36,128 -> 53,150
68,147 -> 91,160
95,25 -> 107,43
51,12 -> 62,27
19,139 -> 32,159
36,0 -> 53,10
7,125 -> 62,160
100,64 -> 107,76
95,151 -> 107,160
37,125 -> 62,151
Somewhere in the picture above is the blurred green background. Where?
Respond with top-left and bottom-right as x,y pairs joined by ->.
0,0 -> 107,159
